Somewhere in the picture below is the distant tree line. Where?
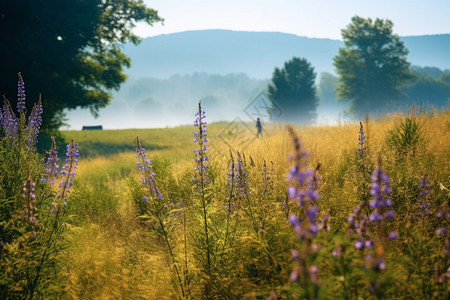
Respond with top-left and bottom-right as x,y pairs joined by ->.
268,16 -> 449,123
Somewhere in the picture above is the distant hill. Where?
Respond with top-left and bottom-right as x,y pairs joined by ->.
122,30 -> 450,79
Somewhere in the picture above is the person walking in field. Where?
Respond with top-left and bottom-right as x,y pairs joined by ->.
256,118 -> 262,137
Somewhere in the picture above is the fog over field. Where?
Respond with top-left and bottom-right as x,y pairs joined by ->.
64,30 -> 450,130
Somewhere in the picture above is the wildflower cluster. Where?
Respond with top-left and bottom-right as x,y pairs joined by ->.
436,204 -> 449,255
227,150 -> 249,201
0,73 -> 43,148
348,159 -> 398,294
0,74 -> 79,298
136,136 -> 163,201
26,97 -> 43,148
1,97 -> 19,137
287,126 -> 322,238
42,137 -> 60,186
54,139 -> 79,211
23,177 -> 38,231
133,136 -> 186,296
368,165 -> 395,224
417,174 -> 431,218
286,126 -> 325,288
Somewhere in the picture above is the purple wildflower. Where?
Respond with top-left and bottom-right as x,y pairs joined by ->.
235,151 -> 250,197
225,150 -> 245,213
371,257 -> 386,271
309,265 -> 319,284
318,212 -> 331,232
56,139 -> 79,209
287,127 -> 323,241
287,126 -> 324,290
193,101 -> 210,184
356,122 -> 367,157
2,97 -> 18,137
435,198 -> 449,243
17,73 -> 26,114
26,96 -> 43,147
42,136 -> 59,186
136,136 -> 163,201
388,231 -> 398,240
355,237 -> 364,249
368,163 -> 395,224
23,177 -> 39,234
291,249 -> 300,260
332,244 -> 345,257
290,270 -> 299,282
227,150 -> 236,192
436,227 -> 448,235
417,174 -> 431,218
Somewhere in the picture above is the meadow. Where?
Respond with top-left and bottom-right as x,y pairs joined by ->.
1,85 -> 449,299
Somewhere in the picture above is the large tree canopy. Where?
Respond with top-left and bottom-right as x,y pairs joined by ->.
268,57 -> 318,124
333,16 -> 412,117
0,0 -> 162,131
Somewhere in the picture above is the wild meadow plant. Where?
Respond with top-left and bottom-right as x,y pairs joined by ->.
355,122 -> 373,203
134,136 -> 186,298
0,74 -> 78,298
191,101 -> 226,297
286,125 -> 328,299
386,107 -> 424,160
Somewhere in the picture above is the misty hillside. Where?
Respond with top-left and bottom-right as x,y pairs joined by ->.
122,30 -> 450,79
65,30 -> 450,129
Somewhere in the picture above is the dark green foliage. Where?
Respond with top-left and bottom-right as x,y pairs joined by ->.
402,69 -> 450,109
0,0 -> 162,132
334,16 -> 413,117
268,57 -> 319,124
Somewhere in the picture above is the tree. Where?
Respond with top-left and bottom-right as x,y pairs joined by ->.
0,0 -> 162,134
333,16 -> 412,117
268,57 -> 318,124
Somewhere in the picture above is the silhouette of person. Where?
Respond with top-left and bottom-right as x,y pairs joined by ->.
256,118 -> 262,137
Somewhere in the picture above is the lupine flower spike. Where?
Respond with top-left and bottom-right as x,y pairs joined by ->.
436,203 -> 449,255
193,101 -> 212,269
42,136 -> 60,187
17,72 -> 26,114
356,122 -> 367,157
55,139 -> 79,212
368,159 -> 395,224
287,126 -> 323,289
236,151 -> 250,198
23,176 -> 38,231
417,174 -> 431,219
26,95 -> 43,147
2,96 -> 18,137
136,136 -> 163,201
193,101 -> 210,185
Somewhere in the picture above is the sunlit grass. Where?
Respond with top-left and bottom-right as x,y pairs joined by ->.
51,110 -> 450,298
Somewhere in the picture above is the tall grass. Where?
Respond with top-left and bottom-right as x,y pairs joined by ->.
60,109 -> 450,299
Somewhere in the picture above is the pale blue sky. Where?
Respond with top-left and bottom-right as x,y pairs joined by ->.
136,0 -> 450,39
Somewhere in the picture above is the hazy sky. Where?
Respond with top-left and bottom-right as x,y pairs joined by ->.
135,0 -> 450,40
